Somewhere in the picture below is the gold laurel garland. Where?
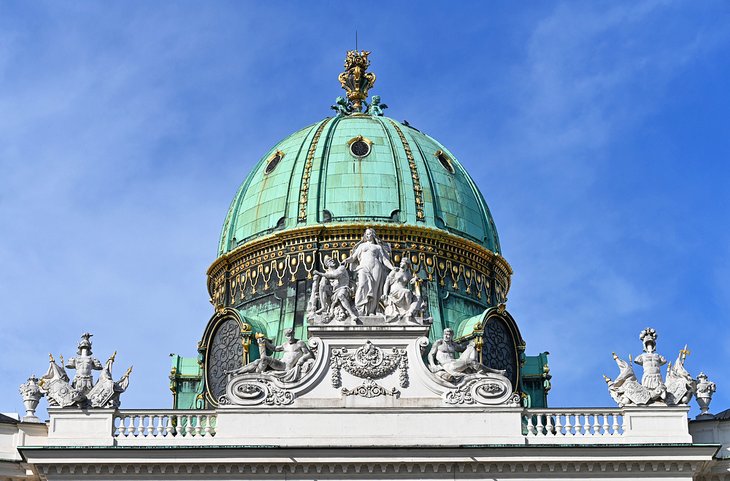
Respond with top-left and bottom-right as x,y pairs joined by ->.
298,119 -> 331,223
388,120 -> 425,221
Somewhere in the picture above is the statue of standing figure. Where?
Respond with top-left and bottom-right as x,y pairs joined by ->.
344,228 -> 395,316
381,257 -> 427,323
65,332 -> 103,393
634,328 -> 667,399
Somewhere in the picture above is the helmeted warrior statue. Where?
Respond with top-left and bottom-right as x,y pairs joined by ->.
65,332 -> 103,393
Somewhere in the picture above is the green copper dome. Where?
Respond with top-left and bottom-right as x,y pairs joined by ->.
218,115 -> 501,256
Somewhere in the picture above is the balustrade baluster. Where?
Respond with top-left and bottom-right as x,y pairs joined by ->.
554,412 -> 564,436
561,413 -> 571,436
147,415 -> 156,437
195,415 -> 203,436
601,413 -> 610,435
583,413 -> 590,435
612,414 -> 621,435
185,415 -> 194,436
535,414 -> 544,435
203,415 -> 212,436
129,414 -> 138,437
545,413 -> 555,435
592,414 -> 601,435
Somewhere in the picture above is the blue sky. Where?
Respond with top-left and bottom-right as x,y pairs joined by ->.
1,2 -> 729,419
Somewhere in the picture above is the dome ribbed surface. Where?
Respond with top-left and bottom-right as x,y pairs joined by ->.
218,115 -> 501,256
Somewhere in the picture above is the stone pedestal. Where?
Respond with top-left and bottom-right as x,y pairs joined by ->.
46,408 -> 115,446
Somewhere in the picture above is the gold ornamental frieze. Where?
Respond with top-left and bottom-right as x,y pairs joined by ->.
207,224 -> 511,309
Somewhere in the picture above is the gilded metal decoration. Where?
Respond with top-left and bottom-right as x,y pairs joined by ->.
348,135 -> 372,158
264,150 -> 285,174
207,223 -> 511,310
298,119 -> 331,223
338,50 -> 376,113
389,121 -> 425,221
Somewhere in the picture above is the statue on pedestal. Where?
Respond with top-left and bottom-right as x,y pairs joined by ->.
381,258 -> 427,324
228,329 -> 314,383
343,228 -> 395,316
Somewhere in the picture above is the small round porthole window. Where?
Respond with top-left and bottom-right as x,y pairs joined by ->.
348,136 -> 372,158
264,151 -> 284,174
435,150 -> 455,174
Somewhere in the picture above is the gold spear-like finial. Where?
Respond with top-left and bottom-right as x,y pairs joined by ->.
679,344 -> 690,363
338,50 -> 377,113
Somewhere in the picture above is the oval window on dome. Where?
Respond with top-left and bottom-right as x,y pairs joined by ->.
435,150 -> 455,174
348,136 -> 372,158
264,150 -> 285,174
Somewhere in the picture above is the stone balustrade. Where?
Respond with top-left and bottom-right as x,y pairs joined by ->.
114,410 -> 217,439
523,408 -> 624,438
39,405 -> 691,448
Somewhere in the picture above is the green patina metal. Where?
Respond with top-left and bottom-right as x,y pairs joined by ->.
218,115 -> 501,256
169,354 -> 204,410
521,351 -> 551,408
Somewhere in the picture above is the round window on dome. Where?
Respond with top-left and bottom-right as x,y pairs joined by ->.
435,150 -> 455,174
264,150 -> 285,174
348,136 -> 372,158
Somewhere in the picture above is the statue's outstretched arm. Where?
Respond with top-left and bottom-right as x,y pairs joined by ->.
93,358 -> 103,370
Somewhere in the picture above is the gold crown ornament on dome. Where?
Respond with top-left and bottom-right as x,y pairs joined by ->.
338,50 -> 377,113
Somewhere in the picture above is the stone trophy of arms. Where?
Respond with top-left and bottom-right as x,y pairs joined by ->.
604,327 -> 699,407
422,328 -> 516,406
32,333 -> 132,410
223,329 -> 323,406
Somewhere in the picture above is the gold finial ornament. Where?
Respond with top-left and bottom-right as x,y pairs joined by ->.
338,50 -> 376,113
